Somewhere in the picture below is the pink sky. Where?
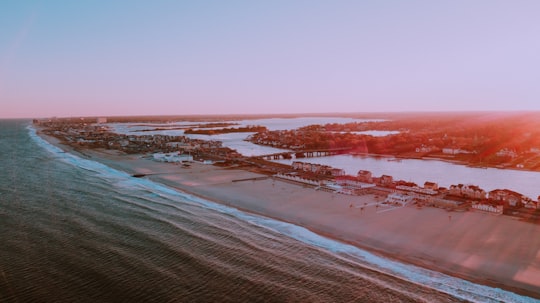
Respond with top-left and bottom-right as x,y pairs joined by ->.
1,1 -> 540,118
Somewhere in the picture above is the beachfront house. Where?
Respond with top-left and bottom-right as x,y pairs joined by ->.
275,172 -> 323,186
335,176 -> 376,193
357,170 -> 373,183
292,161 -> 342,177
488,189 -> 523,207
472,203 -> 504,214
396,185 -> 437,196
424,181 -> 439,191
448,184 -> 486,200
379,175 -> 394,187
462,185 -> 487,200
522,197 -> 539,209
384,193 -> 413,206
292,161 -> 305,171
330,168 -> 346,177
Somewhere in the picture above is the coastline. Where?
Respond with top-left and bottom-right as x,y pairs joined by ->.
35,128 -> 540,299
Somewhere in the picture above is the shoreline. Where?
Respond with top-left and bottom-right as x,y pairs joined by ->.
34,128 -> 540,300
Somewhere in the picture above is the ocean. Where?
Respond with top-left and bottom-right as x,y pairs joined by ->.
0,119 -> 538,303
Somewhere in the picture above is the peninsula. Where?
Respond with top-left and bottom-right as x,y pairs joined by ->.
34,112 -> 540,299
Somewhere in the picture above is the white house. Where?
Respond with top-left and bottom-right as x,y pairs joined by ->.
472,203 -> 503,214
385,193 -> 413,206
153,152 -> 193,163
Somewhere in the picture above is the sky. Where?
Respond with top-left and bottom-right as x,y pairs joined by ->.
1,1 -> 540,118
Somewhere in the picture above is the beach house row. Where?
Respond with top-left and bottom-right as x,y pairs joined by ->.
448,185 -> 539,209
448,184 -> 486,200
292,161 -> 346,177
275,172 -> 323,186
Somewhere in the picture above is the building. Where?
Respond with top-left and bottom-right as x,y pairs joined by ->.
379,175 -> 394,187
523,197 -> 539,209
442,148 -> 473,155
396,185 -> 437,196
384,193 -> 413,206
96,117 -> 107,124
153,152 -> 193,163
424,181 -> 439,191
489,189 -> 523,207
462,185 -> 487,200
335,176 -> 376,194
496,149 -> 517,158
416,146 -> 432,153
330,168 -> 346,177
472,203 -> 503,214
415,145 -> 438,153
275,172 -> 323,186
292,161 -> 340,176
442,148 -> 460,155
448,184 -> 486,200
357,170 -> 373,183
292,161 -> 305,170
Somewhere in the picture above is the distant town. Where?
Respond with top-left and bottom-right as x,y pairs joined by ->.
34,112 -> 540,224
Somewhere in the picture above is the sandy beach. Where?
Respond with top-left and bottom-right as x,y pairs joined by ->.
39,132 -> 540,299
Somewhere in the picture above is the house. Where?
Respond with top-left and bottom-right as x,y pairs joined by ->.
443,148 -> 473,155
424,181 -> 438,191
357,170 -> 373,183
448,184 -> 464,196
472,203 -> 503,214
489,189 -> 523,207
153,152 -> 193,163
462,185 -> 487,200
496,149 -> 517,158
415,145 -> 438,153
448,184 -> 486,200
292,161 -> 306,170
442,148 -> 460,155
385,193 -> 413,206
330,168 -> 346,177
335,176 -> 376,190
523,199 -> 539,209
275,172 -> 323,186
379,175 -> 394,187
166,142 -> 195,150
396,185 -> 437,196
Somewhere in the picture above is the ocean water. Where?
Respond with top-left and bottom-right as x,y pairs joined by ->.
1,120 -> 538,303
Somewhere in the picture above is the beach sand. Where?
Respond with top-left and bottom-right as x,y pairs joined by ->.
39,132 -> 540,298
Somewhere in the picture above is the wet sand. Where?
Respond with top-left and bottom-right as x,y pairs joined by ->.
38,132 -> 540,299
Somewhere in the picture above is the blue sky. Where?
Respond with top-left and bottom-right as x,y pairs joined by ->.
1,1 -> 540,118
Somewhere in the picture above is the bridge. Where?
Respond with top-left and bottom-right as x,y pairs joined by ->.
252,147 -> 353,160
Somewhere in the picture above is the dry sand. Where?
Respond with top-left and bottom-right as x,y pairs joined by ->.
40,134 -> 540,298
